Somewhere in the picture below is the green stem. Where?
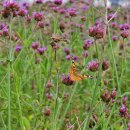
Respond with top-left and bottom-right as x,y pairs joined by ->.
8,62 -> 11,130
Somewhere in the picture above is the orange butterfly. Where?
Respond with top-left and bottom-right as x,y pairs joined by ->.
70,60 -> 92,81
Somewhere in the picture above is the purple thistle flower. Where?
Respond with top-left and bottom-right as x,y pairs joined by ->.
83,51 -> 89,58
2,27 -> 9,36
37,46 -> 47,55
32,42 -> 39,49
119,104 -> 129,118
37,21 -> 44,28
46,80 -> 53,88
54,0 -> 62,5
72,55 -> 79,61
33,12 -> 44,21
26,15 -> 32,23
83,39 -> 93,50
110,88 -> 116,99
18,8 -> 28,16
120,31 -> 129,39
61,74 -> 74,85
102,59 -> 109,71
64,47 -> 70,55
35,0 -> 43,4
66,55 -> 71,60
107,13 -> 117,21
42,106 -> 51,116
101,90 -> 111,102
67,8 -> 77,17
112,36 -> 118,42
21,2 -> 30,9
15,45 -> 22,52
88,25 -> 105,39
45,93 -> 53,100
122,96 -> 127,105
87,60 -> 99,72
111,22 -> 117,28
119,23 -> 130,30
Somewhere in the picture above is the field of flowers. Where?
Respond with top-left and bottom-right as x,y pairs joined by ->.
0,0 -> 130,130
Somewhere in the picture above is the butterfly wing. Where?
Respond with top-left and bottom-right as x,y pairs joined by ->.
70,60 -> 88,81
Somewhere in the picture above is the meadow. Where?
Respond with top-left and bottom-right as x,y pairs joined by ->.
0,0 -> 130,130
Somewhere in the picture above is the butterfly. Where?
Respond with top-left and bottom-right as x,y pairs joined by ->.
70,60 -> 92,81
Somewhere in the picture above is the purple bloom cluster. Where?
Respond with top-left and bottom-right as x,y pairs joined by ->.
33,12 -> 44,21
61,74 -> 74,85
0,23 -> 9,37
42,106 -> 51,116
15,45 -> 22,52
102,59 -> 109,71
54,0 -> 62,5
101,88 -> 116,103
31,41 -> 47,55
1,1 -> 29,18
119,96 -> 129,118
87,60 -> 99,72
119,23 -> 130,30
89,25 -> 105,39
83,39 -> 94,50
119,105 -> 129,118
67,8 -> 77,17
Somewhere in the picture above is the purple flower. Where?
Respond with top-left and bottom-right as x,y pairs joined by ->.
101,90 -> 110,102
37,46 -> 47,55
18,8 -> 28,16
62,74 -> 74,85
112,36 -> 118,41
21,2 -> 30,9
64,47 -> 70,55
119,104 -> 129,118
0,23 -> 8,30
2,28 -> 9,36
46,80 -> 53,88
42,106 -> 51,116
72,55 -> 79,61
107,13 -> 117,21
35,0 -> 43,4
88,25 -> 104,39
26,15 -> 32,23
15,45 -> 22,52
2,1 -> 20,18
87,60 -> 99,72
66,55 -> 71,60
33,12 -> 44,21
120,31 -> 129,39
45,93 -> 53,100
119,23 -> 130,30
59,8 -> 66,14
102,59 -> 109,71
83,39 -> 93,50
37,21 -> 44,28
110,88 -> 116,99
67,8 -> 77,17
2,1 -> 19,11
83,51 -> 89,58
32,42 -> 39,49
111,22 -> 117,28
122,96 -> 127,105
54,0 -> 62,5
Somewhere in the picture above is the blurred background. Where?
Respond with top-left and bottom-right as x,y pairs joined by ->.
2,0 -> 130,7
